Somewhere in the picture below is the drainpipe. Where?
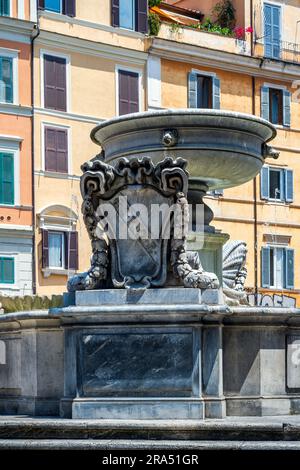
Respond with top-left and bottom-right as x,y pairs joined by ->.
252,75 -> 259,305
250,0 -> 254,57
30,15 -> 40,295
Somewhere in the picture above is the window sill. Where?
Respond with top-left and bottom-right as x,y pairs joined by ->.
0,284 -> 19,290
43,268 -> 75,278
36,170 -> 79,181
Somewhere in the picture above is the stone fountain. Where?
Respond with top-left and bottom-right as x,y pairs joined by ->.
0,110 -> 300,424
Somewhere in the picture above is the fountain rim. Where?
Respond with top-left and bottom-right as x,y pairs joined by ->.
91,109 -> 277,146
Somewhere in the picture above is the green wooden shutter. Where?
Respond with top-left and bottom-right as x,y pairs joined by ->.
0,257 -> 14,284
283,90 -> 291,127
0,57 -> 13,103
188,72 -> 197,108
260,166 -> 269,200
0,152 -> 14,205
261,86 -> 270,120
212,76 -> 221,109
285,169 -> 293,203
285,248 -> 294,289
261,247 -> 271,288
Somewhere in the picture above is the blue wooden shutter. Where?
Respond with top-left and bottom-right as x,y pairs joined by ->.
1,0 -> 10,15
188,72 -> 197,108
112,0 -> 120,27
272,5 -> 281,59
283,90 -> 291,127
261,247 -> 271,288
212,76 -> 221,109
285,169 -> 293,203
261,86 -> 269,120
0,152 -> 14,205
135,0 -> 148,33
264,4 -> 272,58
63,0 -> 76,17
260,166 -> 269,199
285,248 -> 294,289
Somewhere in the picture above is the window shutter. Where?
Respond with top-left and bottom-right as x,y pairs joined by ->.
285,169 -> 293,203
63,0 -> 76,17
0,152 -> 14,205
212,76 -> 221,110
1,0 -> 10,16
45,127 -> 68,173
38,0 -> 45,9
260,166 -> 269,199
264,4 -> 272,58
285,248 -> 294,289
261,86 -> 270,120
44,55 -> 67,112
65,231 -> 78,270
272,6 -> 281,59
283,90 -> 291,127
112,0 -> 120,27
42,229 -> 49,269
188,72 -> 197,108
261,247 -> 271,288
0,57 -> 13,104
118,70 -> 139,115
135,0 -> 148,33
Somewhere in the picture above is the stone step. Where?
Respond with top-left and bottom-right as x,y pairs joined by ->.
0,417 -> 300,443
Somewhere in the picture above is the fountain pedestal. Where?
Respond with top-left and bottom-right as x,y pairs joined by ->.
60,288 -> 226,420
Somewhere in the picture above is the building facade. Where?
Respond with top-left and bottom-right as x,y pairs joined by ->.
0,0 -> 299,305
0,1 -> 36,296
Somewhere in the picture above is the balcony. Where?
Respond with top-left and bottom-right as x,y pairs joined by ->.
156,22 -> 251,56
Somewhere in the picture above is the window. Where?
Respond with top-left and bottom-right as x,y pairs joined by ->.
44,126 -> 68,173
120,0 -> 134,30
38,0 -> 76,17
0,56 -> 13,104
0,0 -> 9,16
118,69 -> 139,115
42,229 -> 78,272
0,257 -> 14,284
188,72 -> 220,109
261,86 -> 290,127
264,3 -> 281,59
207,189 -> 224,197
43,54 -> 67,112
261,246 -> 294,289
261,166 -> 293,203
112,0 -> 148,33
0,152 -> 14,205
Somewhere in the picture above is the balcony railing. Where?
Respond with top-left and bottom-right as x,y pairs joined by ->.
255,39 -> 300,65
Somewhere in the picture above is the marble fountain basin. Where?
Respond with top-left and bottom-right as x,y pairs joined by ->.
91,109 -> 277,190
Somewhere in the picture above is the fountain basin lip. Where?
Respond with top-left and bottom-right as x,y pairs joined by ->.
91,108 -> 276,145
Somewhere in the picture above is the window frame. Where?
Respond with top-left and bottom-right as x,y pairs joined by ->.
0,48 -> 18,106
40,49 -> 70,112
189,68 -> 220,110
44,0 -> 63,14
268,245 -> 284,289
115,64 -> 142,116
261,165 -> 293,204
261,245 -> 294,290
268,167 -> 284,201
0,0 -> 12,17
269,87 -> 283,125
48,230 -> 65,269
0,137 -> 20,207
0,254 -> 18,289
119,0 -> 135,31
41,121 -> 71,175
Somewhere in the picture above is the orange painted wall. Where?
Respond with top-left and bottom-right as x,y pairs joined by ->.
0,40 -> 31,106
0,39 -> 32,226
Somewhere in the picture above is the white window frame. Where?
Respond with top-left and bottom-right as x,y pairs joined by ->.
0,48 -> 18,106
119,0 -> 135,31
44,0 -> 63,14
0,136 -> 21,207
268,167 -> 285,202
40,49 -> 71,112
0,252 -> 18,290
115,65 -> 143,116
41,121 -> 72,175
48,230 -> 65,269
267,244 -> 286,289
191,68 -> 219,109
